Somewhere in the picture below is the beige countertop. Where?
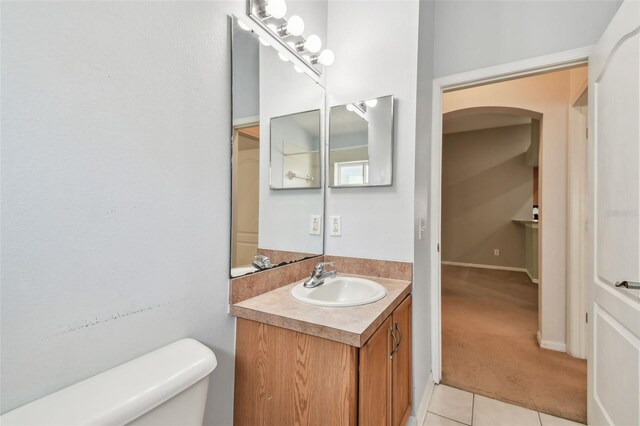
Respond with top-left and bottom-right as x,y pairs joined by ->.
230,273 -> 412,347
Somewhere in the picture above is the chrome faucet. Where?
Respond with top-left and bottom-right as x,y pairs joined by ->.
303,262 -> 336,288
252,254 -> 272,270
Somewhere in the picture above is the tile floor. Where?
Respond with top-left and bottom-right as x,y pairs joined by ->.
424,385 -> 585,426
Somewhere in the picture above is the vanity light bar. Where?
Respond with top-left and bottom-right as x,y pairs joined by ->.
346,103 -> 368,121
345,99 -> 378,114
237,16 -> 310,77
256,0 -> 335,69
262,0 -> 286,19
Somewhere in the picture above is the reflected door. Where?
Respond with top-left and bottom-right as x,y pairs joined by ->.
232,126 -> 260,268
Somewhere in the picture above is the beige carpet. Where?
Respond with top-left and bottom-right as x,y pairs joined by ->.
441,264 -> 587,424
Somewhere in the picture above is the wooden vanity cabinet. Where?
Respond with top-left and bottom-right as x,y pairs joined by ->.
359,295 -> 412,426
359,316 -> 393,425
234,295 -> 412,426
391,295 -> 413,426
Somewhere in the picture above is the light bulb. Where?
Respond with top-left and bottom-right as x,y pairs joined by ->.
265,0 -> 287,19
318,49 -> 334,66
286,15 -> 304,36
278,52 -> 289,62
304,34 -> 322,53
259,37 -> 270,47
237,20 -> 251,31
346,104 -> 355,112
365,99 -> 378,108
267,23 -> 278,32
293,65 -> 303,73
287,41 -> 296,49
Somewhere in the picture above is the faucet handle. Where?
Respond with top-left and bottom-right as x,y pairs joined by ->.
314,262 -> 336,272
253,254 -> 272,269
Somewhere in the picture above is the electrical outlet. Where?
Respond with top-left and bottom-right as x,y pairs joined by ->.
494,249 -> 500,256
330,215 -> 342,236
310,215 -> 322,235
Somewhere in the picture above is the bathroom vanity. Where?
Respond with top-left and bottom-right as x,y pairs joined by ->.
231,275 -> 412,426
228,11 -> 410,424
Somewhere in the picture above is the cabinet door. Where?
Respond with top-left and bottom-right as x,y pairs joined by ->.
359,316 -> 393,426
234,319 -> 358,425
392,296 -> 412,426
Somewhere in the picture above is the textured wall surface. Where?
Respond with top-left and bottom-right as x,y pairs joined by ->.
1,3 -> 243,424
433,0 -> 621,77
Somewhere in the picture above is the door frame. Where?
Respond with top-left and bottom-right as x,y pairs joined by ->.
429,46 -> 592,382
566,87 -> 589,359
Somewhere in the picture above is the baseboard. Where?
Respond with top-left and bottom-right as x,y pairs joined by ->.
407,373 -> 434,426
441,261 -> 526,273
524,269 -> 539,284
537,330 -> 567,352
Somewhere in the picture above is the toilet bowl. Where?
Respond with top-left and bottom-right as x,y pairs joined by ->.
0,338 -> 217,426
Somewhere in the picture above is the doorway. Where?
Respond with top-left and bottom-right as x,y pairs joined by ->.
432,59 -> 591,423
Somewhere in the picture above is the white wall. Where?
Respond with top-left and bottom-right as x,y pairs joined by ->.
414,0 -> 436,410
433,0 -> 621,77
325,0 -> 419,262
0,3 -> 242,424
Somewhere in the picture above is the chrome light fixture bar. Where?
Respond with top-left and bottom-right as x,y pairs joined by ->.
247,0 -> 334,77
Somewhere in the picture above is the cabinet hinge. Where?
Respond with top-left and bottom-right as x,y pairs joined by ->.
437,243 -> 440,253
586,312 -> 589,323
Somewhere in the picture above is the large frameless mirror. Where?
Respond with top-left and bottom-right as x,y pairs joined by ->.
230,15 -> 324,278
328,95 -> 394,187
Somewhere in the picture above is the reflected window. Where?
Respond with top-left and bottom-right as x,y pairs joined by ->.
335,160 -> 369,186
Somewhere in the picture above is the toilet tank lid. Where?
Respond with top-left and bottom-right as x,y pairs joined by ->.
1,338 -> 217,426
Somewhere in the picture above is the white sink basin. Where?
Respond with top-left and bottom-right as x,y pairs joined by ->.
290,276 -> 387,307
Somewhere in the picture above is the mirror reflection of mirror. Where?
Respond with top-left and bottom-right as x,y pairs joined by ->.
230,15 -> 324,279
329,95 -> 394,187
270,110 -> 321,189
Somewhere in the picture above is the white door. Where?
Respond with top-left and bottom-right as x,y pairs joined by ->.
588,1 -> 640,425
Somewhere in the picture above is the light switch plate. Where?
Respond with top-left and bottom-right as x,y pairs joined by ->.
494,249 -> 500,256
310,215 -> 322,235
330,215 -> 342,236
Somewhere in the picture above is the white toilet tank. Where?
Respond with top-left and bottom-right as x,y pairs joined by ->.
1,338 -> 217,426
